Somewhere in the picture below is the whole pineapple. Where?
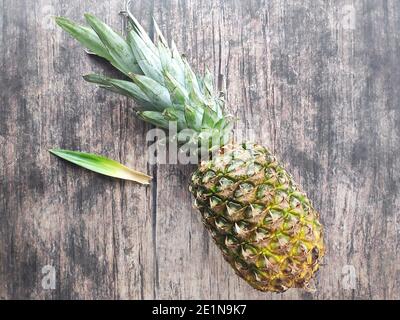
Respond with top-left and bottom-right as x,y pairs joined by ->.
191,143 -> 324,292
55,5 -> 324,293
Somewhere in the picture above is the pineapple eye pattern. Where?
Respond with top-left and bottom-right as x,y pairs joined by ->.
233,183 -> 254,200
191,143 -> 324,292
202,170 -> 216,183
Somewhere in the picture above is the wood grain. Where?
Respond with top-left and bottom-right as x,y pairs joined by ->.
1,0 -> 399,299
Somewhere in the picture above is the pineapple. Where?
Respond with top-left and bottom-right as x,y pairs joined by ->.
190,143 -> 324,292
55,5 -> 324,293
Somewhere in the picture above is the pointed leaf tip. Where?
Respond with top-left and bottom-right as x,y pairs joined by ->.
54,15 -> 111,61
49,149 -> 152,185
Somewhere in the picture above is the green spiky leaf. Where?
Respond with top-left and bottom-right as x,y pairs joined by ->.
184,104 -> 202,131
55,17 -> 111,60
130,74 -> 172,111
126,7 -> 158,55
49,149 -> 151,184
56,10 -> 233,152
164,71 -> 189,105
163,106 -> 186,130
127,30 -> 163,82
83,74 -> 153,108
137,111 -> 169,129
84,14 -> 141,75
153,18 -> 168,46
203,68 -> 214,96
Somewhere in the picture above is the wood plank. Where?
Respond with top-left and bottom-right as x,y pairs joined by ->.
0,0 -> 399,299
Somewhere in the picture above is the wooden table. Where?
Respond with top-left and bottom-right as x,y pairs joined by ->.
1,0 -> 399,300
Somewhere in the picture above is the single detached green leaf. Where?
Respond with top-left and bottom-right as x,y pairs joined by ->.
49,149 -> 151,184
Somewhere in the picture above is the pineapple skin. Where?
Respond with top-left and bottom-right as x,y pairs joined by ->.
190,143 -> 325,293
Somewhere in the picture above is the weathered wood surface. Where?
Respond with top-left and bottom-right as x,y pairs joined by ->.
1,0 -> 399,300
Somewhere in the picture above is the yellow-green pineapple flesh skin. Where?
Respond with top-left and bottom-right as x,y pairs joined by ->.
190,143 -> 325,292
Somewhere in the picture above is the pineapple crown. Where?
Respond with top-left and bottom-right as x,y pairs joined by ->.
55,4 -> 233,153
